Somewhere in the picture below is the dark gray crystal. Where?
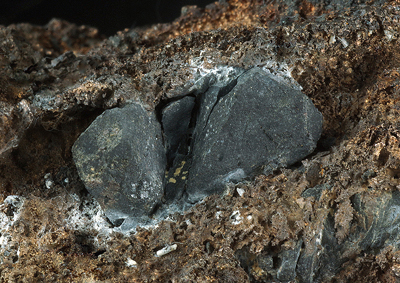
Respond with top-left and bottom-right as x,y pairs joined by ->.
186,67 -> 323,203
72,103 -> 166,226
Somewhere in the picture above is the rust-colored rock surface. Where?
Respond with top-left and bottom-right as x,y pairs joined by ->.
2,0 -> 400,282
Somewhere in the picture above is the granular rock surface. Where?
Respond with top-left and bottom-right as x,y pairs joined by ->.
2,0 -> 400,282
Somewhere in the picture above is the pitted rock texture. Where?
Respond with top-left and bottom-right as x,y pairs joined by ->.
72,103 -> 165,226
3,0 -> 400,282
186,67 -> 323,202
235,185 -> 400,283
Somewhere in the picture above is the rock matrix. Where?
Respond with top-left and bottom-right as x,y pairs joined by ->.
3,1 -> 400,281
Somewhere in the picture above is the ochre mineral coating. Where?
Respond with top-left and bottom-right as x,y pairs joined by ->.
2,0 -> 400,282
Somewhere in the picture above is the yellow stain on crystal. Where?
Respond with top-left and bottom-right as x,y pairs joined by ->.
174,161 -> 186,177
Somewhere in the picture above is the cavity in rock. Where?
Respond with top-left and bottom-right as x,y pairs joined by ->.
161,96 -> 195,166
161,96 -> 195,203
72,103 -> 166,226
162,77 -> 240,203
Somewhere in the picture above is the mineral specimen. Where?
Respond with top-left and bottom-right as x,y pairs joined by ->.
3,1 -> 400,281
186,67 -> 323,202
73,66 -> 322,226
72,103 -> 166,226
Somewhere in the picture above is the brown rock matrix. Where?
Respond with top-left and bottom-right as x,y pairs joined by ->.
1,0 -> 400,282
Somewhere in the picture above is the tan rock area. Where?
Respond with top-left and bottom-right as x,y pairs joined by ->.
1,0 -> 400,282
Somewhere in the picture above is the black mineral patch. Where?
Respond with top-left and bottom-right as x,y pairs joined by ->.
302,183 -> 333,201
